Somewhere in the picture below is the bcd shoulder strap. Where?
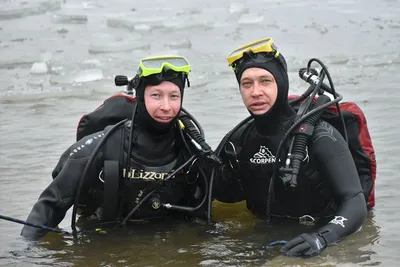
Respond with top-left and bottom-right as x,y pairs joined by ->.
102,124 -> 126,222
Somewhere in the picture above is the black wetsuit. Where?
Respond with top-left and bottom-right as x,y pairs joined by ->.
213,51 -> 368,256
20,120 -> 204,240
214,118 -> 367,245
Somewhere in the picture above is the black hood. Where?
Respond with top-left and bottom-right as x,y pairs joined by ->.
235,52 -> 295,135
134,72 -> 185,134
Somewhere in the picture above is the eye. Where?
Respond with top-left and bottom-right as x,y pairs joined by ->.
241,81 -> 253,88
151,93 -> 161,98
262,78 -> 273,83
170,94 -> 180,100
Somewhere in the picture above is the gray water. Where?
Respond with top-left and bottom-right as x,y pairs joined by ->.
1,0 -> 399,266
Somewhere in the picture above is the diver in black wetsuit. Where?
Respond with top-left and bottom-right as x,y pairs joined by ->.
21,55 -> 213,240
212,38 -> 368,257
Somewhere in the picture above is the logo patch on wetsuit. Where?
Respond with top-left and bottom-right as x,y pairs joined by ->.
329,216 -> 348,228
123,168 -> 169,180
312,121 -> 337,143
250,146 -> 276,164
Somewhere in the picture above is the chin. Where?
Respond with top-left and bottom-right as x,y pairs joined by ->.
250,109 -> 269,115
154,118 -> 173,123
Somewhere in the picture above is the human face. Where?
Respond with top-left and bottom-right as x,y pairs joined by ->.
239,67 -> 278,115
144,81 -> 182,123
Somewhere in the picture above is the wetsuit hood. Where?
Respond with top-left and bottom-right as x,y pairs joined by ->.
135,72 -> 185,134
235,52 -> 295,135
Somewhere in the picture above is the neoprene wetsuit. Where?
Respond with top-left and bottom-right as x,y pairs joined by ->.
213,48 -> 368,257
214,118 -> 367,246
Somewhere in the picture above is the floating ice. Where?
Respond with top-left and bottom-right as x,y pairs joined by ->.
134,24 -> 152,32
73,69 -> 104,83
162,18 -> 213,31
52,13 -> 88,24
88,39 -> 144,54
228,3 -> 249,14
165,39 -> 192,49
56,28 -> 69,34
107,17 -> 159,32
238,14 -> 264,25
81,59 -> 103,68
106,18 -> 135,31
30,62 -> 49,75
0,57 -> 38,69
0,1 -> 62,20
49,69 -> 103,85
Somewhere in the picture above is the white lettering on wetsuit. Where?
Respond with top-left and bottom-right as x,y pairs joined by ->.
122,168 -> 169,180
69,133 -> 105,157
249,146 -> 276,164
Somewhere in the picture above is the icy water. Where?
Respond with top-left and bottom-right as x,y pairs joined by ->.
1,0 -> 400,266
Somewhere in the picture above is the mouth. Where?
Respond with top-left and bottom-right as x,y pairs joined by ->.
250,101 -> 268,108
154,116 -> 173,122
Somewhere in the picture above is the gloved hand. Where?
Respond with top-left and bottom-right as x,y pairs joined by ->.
280,233 -> 326,257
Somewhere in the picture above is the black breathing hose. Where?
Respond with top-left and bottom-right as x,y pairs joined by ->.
282,95 -> 332,189
181,107 -> 205,138
179,114 -> 211,152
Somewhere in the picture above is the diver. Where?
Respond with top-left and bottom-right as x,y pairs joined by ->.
21,55 -> 216,240
211,37 -> 373,257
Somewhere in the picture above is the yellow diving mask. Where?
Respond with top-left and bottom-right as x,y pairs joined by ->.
226,37 -> 287,74
134,55 -> 191,89
138,55 -> 191,78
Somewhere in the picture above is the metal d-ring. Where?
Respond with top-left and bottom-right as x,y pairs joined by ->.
226,141 -> 239,170
98,169 -> 104,183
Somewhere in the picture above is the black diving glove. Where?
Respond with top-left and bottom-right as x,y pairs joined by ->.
280,232 -> 327,257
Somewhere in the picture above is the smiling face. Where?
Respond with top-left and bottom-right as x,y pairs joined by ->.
144,81 -> 182,123
239,67 -> 278,115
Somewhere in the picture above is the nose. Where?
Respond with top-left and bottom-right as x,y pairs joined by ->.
160,98 -> 172,111
250,82 -> 263,97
